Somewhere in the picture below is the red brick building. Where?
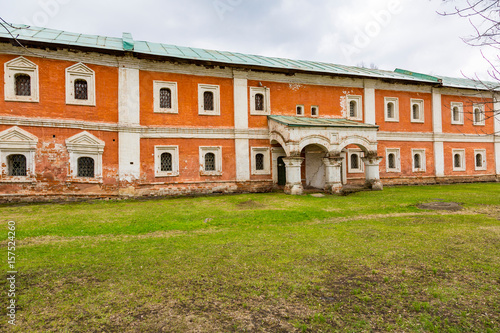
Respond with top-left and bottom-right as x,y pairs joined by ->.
0,25 -> 498,201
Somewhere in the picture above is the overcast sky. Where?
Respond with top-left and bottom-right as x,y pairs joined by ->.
2,0 -> 496,80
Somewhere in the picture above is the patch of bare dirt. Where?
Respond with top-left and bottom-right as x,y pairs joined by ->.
417,202 -> 463,211
236,200 -> 265,209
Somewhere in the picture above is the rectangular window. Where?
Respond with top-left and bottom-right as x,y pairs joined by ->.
348,149 -> 364,173
452,149 -> 466,171
155,146 -> 179,177
473,104 -> 485,125
65,62 -> 95,106
346,95 -> 362,120
251,147 -> 271,175
411,99 -> 424,123
296,105 -> 304,116
412,149 -> 426,172
199,146 -> 222,175
384,97 -> 399,122
474,149 -> 486,171
450,102 -> 463,125
385,149 -> 400,172
311,106 -> 319,117
250,87 -> 270,115
154,81 -> 178,114
4,56 -> 39,103
198,84 -> 220,115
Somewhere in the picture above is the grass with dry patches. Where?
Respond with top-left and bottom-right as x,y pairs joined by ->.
0,183 -> 499,332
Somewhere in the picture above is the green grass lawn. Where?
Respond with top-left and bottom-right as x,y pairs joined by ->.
1,183 -> 499,332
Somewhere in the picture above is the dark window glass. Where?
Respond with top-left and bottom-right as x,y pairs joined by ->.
255,153 -> 264,171
74,79 -> 88,100
388,153 -> 395,169
15,74 -> 31,96
454,154 -> 461,168
474,108 -> 482,123
349,101 -> 356,117
350,154 -> 359,169
296,106 -> 303,115
414,154 -> 421,169
161,152 -> 172,172
387,102 -> 394,118
77,157 -> 95,178
204,91 -> 214,111
205,153 -> 216,171
160,88 -> 172,109
475,153 -> 482,167
453,107 -> 460,122
412,104 -> 419,120
255,93 -> 264,111
8,154 -> 27,176
311,107 -> 318,116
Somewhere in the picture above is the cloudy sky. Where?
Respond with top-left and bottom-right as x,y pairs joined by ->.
2,0 -> 496,79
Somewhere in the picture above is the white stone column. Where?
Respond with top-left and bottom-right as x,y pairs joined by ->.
283,157 -> 304,195
362,154 -> 383,191
432,89 -> 445,178
323,157 -> 343,194
233,71 -> 250,181
494,95 -> 500,179
364,80 -> 376,125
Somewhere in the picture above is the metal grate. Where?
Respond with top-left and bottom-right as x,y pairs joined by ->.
350,154 -> 359,169
77,157 -> 95,178
160,88 -> 172,109
74,79 -> 88,100
414,154 -> 421,169
204,91 -> 214,111
205,153 -> 216,171
161,152 -> 172,172
255,153 -> 264,171
15,74 -> 31,96
255,93 -> 264,111
454,154 -> 461,168
8,154 -> 27,176
388,153 -> 395,169
475,153 -> 482,167
349,101 -> 356,117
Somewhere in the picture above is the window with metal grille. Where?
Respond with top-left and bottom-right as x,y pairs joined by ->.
412,104 -> 420,120
255,93 -> 264,111
204,91 -> 214,111
77,157 -> 95,178
474,108 -> 482,123
388,153 -> 396,169
161,152 -> 173,172
452,107 -> 460,122
475,153 -> 483,168
74,79 -> 88,100
350,154 -> 359,169
255,153 -> 264,171
387,102 -> 394,119
349,100 -> 356,117
205,153 -> 216,171
15,74 -> 31,96
414,154 -> 421,169
160,88 -> 172,109
7,154 -> 27,176
454,154 -> 461,168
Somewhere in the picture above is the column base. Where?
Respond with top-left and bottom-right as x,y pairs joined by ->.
284,183 -> 304,195
365,180 -> 383,191
325,182 -> 343,194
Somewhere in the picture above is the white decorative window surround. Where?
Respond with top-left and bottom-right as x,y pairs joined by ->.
251,147 -> 271,175
452,149 -> 466,171
66,131 -> 105,181
412,149 -> 426,172
4,56 -> 39,103
0,127 -> 38,181
347,95 -> 362,120
451,102 -> 464,125
386,148 -> 401,172
154,81 -> 178,114
311,105 -> 319,117
474,149 -> 486,171
296,104 -> 304,116
65,62 -> 96,106
199,146 -> 222,176
384,97 -> 399,122
473,104 -> 485,125
411,99 -> 424,123
250,87 -> 270,115
155,145 -> 179,177
348,149 -> 364,173
198,84 -> 220,115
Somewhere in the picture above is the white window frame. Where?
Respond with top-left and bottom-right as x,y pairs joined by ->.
348,149 -> 364,173
347,95 -> 362,120
296,104 -> 304,116
4,56 -> 39,103
66,131 -> 105,181
452,149 -> 466,172
154,81 -> 178,114
311,105 -> 319,117
385,148 -> 401,173
198,84 -> 220,115
0,127 -> 38,182
65,62 -> 96,106
472,104 -> 485,126
411,99 -> 424,123
450,102 -> 464,125
250,87 -> 270,115
474,149 -> 487,171
155,145 -> 179,177
412,149 -> 426,172
251,147 -> 271,175
384,97 -> 399,122
199,146 -> 222,176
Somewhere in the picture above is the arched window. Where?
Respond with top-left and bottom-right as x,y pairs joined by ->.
452,106 -> 460,122
15,74 -> 31,96
161,152 -> 173,172
388,153 -> 395,169
350,153 -> 359,169
7,154 -> 27,176
311,106 -> 318,116
475,153 -> 483,168
349,100 -> 357,118
160,88 -> 172,109
205,152 -> 216,171
296,105 -> 303,115
412,104 -> 420,120
414,153 -> 421,169
74,79 -> 88,100
255,153 -> 264,171
204,91 -> 214,111
387,102 -> 394,119
255,93 -> 264,111
474,108 -> 482,124
77,157 -> 95,178
453,154 -> 461,168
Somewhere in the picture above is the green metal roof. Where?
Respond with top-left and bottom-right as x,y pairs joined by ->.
0,23 -> 496,91
268,115 -> 379,128
395,69 -> 499,91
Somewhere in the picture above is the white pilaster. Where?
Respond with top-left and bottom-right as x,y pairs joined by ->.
234,71 -> 250,181
434,141 -> 445,177
118,66 -> 141,181
494,95 -> 500,176
364,80 -> 376,125
432,89 -> 443,133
